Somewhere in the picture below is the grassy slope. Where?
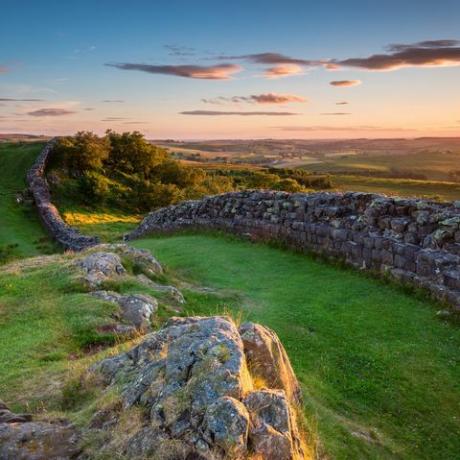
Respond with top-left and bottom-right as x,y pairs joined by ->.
0,142 -> 56,260
134,234 -> 460,460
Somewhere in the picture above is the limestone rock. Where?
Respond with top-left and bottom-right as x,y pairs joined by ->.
239,322 -> 301,403
245,390 -> 303,460
90,244 -> 163,277
77,251 -> 126,288
90,316 -> 307,459
0,401 -> 80,459
92,290 -> 158,331
136,273 -> 186,304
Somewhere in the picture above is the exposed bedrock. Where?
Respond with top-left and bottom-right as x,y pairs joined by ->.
126,190 -> 460,310
91,316 -> 308,460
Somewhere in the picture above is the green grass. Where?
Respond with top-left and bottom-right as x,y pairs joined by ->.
0,142 -> 57,261
133,233 -> 460,460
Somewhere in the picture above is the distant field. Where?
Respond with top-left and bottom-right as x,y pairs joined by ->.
305,150 -> 460,182
333,175 -> 460,201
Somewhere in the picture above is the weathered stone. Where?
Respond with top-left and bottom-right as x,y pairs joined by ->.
126,190 -> 460,310
239,322 -> 301,403
0,401 -> 80,459
136,274 -> 186,304
244,389 -> 303,460
77,251 -> 126,288
90,316 -> 307,459
92,290 -> 158,331
26,140 -> 99,251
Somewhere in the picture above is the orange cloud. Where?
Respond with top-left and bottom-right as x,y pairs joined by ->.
106,62 -> 242,80
264,64 -> 303,79
330,80 -> 362,87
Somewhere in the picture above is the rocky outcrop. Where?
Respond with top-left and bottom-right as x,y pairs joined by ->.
126,190 -> 460,310
0,400 -> 81,459
91,290 -> 158,332
90,316 -> 307,459
26,139 -> 99,251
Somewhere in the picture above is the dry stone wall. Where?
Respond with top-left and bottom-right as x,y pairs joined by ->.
27,140 -> 99,251
127,190 -> 460,310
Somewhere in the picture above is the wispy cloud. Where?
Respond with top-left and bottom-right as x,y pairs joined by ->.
276,125 -> 418,132
218,52 -> 321,66
164,44 -> 196,57
321,112 -> 351,115
334,39 -> 460,70
27,108 -> 76,117
330,80 -> 362,87
336,101 -> 349,105
0,97 -> 45,102
101,117 -> 128,121
181,110 -> 298,116
202,93 -> 306,105
106,62 -> 242,80
102,99 -> 125,103
0,66 -> 9,74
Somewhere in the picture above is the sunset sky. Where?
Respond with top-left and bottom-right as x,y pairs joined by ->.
1,0 -> 460,139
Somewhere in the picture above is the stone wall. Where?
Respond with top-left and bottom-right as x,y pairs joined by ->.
127,190 -> 460,310
27,140 -> 99,251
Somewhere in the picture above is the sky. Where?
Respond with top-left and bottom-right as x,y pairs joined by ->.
1,0 -> 460,139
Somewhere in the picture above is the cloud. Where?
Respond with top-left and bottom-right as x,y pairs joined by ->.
218,52 -> 321,66
336,101 -> 349,105
0,66 -> 9,74
106,62 -> 242,79
83,107 -> 95,111
0,97 -> 45,102
386,39 -> 460,52
102,99 -> 125,103
264,64 -> 304,79
276,125 -> 418,132
181,110 -> 298,116
101,117 -> 128,121
27,108 -> 76,117
202,93 -> 306,105
320,112 -> 351,115
330,80 -> 362,87
334,39 -> 460,70
164,44 -> 196,57
122,121 -> 148,124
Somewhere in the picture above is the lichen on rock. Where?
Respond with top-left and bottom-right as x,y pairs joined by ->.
89,316 -> 308,459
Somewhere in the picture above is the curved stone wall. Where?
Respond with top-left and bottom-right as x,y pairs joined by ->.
127,190 -> 460,310
27,140 -> 99,251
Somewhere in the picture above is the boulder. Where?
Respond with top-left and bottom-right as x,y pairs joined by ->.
77,251 -> 126,288
91,290 -> 158,331
90,316 -> 307,459
239,322 -> 302,403
0,401 -> 80,459
136,274 -> 186,304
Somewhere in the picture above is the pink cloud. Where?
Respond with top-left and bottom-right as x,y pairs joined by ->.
330,80 -> 362,87
264,64 -> 303,79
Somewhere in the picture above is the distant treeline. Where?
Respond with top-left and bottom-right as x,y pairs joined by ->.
48,131 -> 332,213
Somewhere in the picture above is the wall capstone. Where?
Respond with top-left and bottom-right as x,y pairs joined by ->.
27,140 -> 99,251
126,190 -> 460,310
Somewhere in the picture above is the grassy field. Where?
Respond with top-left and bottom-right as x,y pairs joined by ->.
332,175 -> 460,201
1,140 -> 460,459
134,234 -> 460,460
0,142 -> 57,262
